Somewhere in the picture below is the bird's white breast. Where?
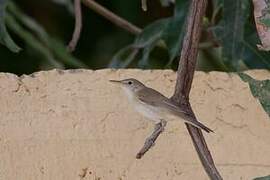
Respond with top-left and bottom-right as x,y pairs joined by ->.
122,87 -> 134,101
134,102 -> 161,122
122,87 -> 180,123
122,87 -> 160,122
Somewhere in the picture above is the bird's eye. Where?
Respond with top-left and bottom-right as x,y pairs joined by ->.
128,81 -> 132,85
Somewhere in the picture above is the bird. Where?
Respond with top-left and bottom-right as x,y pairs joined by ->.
110,78 -> 213,133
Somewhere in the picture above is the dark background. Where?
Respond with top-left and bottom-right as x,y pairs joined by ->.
1,0 -> 173,75
0,0 -> 269,75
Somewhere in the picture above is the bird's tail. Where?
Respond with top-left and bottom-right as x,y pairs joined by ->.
187,120 -> 214,133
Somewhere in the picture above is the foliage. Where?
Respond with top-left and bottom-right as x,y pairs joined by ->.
258,1 -> 270,27
111,0 -> 270,70
239,73 -> 270,117
0,0 -> 20,52
0,0 -> 86,71
109,1 -> 189,68
51,0 -> 74,14
0,0 -> 270,71
216,0 -> 250,70
110,0 -> 189,68
254,175 -> 270,180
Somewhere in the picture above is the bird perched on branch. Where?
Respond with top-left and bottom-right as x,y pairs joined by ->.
110,78 -> 213,133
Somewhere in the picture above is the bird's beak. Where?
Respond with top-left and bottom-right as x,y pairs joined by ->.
109,80 -> 122,84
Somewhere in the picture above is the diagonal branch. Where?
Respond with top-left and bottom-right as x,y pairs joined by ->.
82,0 -> 142,35
136,120 -> 167,159
67,0 -> 82,52
68,0 -> 142,51
170,0 -> 222,179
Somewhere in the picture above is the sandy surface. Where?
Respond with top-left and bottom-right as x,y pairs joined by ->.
0,69 -> 269,180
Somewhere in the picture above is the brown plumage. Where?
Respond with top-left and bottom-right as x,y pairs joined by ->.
110,78 -> 213,133
136,87 -> 213,133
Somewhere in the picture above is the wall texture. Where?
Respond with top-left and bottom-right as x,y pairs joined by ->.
0,69 -> 269,180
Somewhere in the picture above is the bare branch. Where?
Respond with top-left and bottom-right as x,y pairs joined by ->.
136,120 -> 167,159
170,0 -> 223,179
82,0 -> 142,35
67,0 -> 82,52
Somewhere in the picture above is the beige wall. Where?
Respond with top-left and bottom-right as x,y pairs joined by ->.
0,69 -> 269,180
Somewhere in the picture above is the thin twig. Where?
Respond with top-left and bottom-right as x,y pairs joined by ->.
67,0 -> 82,52
82,0 -> 142,35
170,0 -> 222,179
136,120 -> 167,159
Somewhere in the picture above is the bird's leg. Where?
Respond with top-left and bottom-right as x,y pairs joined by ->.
136,119 -> 167,159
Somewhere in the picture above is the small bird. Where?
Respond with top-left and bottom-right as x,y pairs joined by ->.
110,78 -> 213,133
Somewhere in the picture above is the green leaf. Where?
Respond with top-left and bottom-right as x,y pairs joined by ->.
109,46 -> 139,68
134,18 -> 169,48
211,0 -> 223,25
260,18 -> 270,27
254,175 -> 270,180
51,0 -> 74,14
209,0 -> 270,70
138,40 -> 157,68
239,73 -> 270,117
162,0 -> 189,65
6,14 -> 64,68
258,2 -> 270,27
134,18 -> 169,67
221,0 -> 250,70
49,38 -> 88,68
0,0 -> 21,52
242,21 -> 270,69
112,0 -> 189,68
212,0 -> 223,9
6,2 -> 87,68
114,18 -> 169,68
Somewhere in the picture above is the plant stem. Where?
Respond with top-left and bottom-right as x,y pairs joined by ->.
82,0 -> 142,35
67,0 -> 82,52
170,0 -> 223,179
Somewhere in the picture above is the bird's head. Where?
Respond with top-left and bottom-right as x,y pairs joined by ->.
110,78 -> 145,92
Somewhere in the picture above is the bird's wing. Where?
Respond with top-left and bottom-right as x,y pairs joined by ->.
137,88 -> 213,132
136,87 -> 168,106
137,88 -> 190,116
162,99 -> 191,116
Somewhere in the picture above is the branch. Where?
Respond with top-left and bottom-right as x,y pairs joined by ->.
82,0 -> 142,35
67,0 -> 82,52
136,120 -> 167,159
170,0 -> 223,179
